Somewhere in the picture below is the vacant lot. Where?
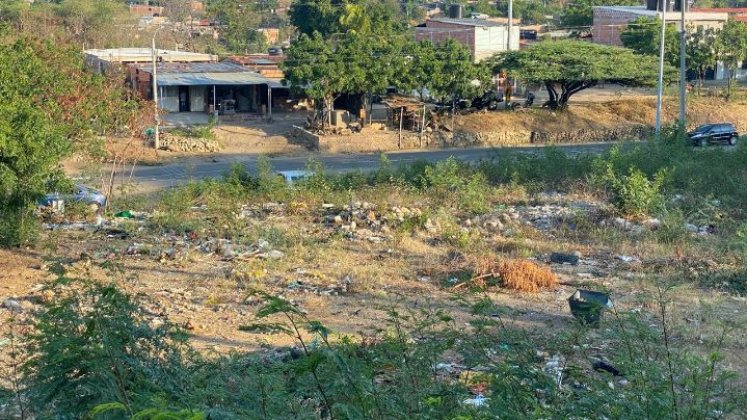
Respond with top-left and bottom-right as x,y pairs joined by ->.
3,138 -> 747,418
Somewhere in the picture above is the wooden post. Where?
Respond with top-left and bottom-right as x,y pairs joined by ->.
419,104 -> 426,148
398,106 -> 403,149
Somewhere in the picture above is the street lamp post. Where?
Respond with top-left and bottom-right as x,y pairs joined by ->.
507,0 -> 513,51
678,0 -> 687,129
152,25 -> 166,150
655,0 -> 668,139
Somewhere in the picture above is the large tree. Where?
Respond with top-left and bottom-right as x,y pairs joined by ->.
429,39 -> 490,105
493,41 -> 675,109
715,18 -> 747,100
687,25 -> 718,95
620,17 -> 680,66
282,32 -> 349,127
289,0 -> 403,37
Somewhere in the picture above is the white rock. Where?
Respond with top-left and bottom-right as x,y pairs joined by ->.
267,250 -> 284,259
2,299 -> 22,313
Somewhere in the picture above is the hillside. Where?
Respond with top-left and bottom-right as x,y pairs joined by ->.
457,97 -> 747,134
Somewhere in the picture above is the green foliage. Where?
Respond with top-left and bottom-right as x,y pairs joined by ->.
289,0 -> 404,38
0,36 -> 143,246
283,32 -> 488,120
206,0 -> 267,53
621,17 -> 681,66
24,278 -> 194,418
597,164 -> 667,217
687,26 -> 718,91
7,279 -> 744,418
493,40 -> 677,109
428,39 -> 490,103
423,157 -> 490,214
561,0 -> 639,27
715,18 -> 747,100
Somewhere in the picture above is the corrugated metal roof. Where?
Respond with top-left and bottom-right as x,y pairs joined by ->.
428,18 -> 505,28
156,71 -> 284,87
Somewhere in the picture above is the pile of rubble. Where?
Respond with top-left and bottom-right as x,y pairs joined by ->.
160,133 -> 220,153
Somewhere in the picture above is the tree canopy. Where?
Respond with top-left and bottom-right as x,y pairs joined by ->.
561,0 -> 639,27
715,18 -> 747,99
620,17 -> 681,66
0,38 -> 144,246
493,41 -> 676,109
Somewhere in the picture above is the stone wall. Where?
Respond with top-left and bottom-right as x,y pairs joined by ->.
291,125 -> 652,153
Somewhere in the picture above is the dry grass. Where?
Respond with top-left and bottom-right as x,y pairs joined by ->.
453,257 -> 558,292
496,259 -> 558,292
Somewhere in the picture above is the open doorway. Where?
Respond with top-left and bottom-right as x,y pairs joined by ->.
178,86 -> 190,112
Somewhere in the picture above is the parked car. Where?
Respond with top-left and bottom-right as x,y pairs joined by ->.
276,170 -> 312,185
688,123 -> 739,146
38,184 -> 107,212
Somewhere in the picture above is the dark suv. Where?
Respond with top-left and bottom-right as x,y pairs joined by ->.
688,123 -> 739,146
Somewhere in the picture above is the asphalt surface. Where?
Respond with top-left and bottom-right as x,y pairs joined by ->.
128,142 -> 618,190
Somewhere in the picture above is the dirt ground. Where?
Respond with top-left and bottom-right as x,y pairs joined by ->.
2,193 -> 745,387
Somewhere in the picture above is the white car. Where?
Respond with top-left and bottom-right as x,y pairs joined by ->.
276,170 -> 312,185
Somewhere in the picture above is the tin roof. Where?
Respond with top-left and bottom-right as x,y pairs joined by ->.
135,62 -> 284,87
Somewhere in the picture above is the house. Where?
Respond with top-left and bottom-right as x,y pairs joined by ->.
129,62 -> 286,115
592,4 -> 728,46
129,4 -> 164,17
415,18 -> 520,62
592,3 -> 747,81
84,48 -> 217,75
224,54 -> 285,79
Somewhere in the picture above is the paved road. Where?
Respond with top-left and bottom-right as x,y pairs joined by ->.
127,142 -> 618,190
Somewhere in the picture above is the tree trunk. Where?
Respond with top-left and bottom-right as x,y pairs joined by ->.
726,68 -> 733,101
544,82 -> 558,110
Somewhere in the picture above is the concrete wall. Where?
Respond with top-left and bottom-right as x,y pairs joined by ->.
474,26 -> 518,61
593,7 -> 728,46
190,86 -> 205,112
416,20 -> 517,62
715,62 -> 747,81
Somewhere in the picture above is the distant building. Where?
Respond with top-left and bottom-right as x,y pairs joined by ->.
225,55 -> 285,79
592,4 -> 747,81
129,62 -> 285,115
592,5 -> 728,46
84,48 -> 217,75
129,4 -> 164,17
415,18 -> 520,62
691,7 -> 747,24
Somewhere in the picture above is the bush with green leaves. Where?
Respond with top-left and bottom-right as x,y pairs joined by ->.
21,278 -> 195,418
596,163 -> 667,217
3,276 -> 744,419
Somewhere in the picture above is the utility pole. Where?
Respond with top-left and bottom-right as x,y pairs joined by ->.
507,0 -> 513,51
655,0 -> 668,139
678,0 -> 687,130
152,26 -> 165,151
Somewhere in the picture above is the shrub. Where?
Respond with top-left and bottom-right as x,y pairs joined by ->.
4,280 -> 744,419
23,278 -> 194,418
597,164 -> 667,217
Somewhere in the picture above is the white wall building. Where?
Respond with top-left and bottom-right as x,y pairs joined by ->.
415,18 -> 520,62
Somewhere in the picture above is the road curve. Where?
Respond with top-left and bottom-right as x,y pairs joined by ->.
126,142 -> 619,190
